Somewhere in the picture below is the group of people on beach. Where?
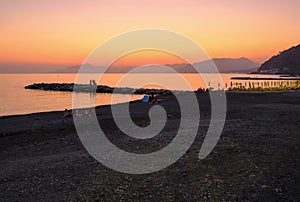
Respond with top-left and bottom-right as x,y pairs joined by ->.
149,93 -> 159,104
63,108 -> 93,118
142,93 -> 159,104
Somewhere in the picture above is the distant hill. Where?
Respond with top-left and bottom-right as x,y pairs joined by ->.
52,63 -> 106,73
258,44 -> 300,74
175,58 -> 259,73
53,58 -> 259,73
0,63 -> 65,73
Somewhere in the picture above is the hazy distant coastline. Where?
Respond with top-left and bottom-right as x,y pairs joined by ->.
0,58 -> 259,74
3,44 -> 299,75
51,58 -> 259,74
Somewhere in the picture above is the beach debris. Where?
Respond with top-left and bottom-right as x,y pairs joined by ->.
63,109 -> 72,117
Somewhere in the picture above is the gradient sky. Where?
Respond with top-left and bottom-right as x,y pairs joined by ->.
0,0 -> 299,71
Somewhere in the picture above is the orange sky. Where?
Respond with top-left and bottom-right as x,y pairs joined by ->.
0,0 -> 299,70
111,50 -> 187,67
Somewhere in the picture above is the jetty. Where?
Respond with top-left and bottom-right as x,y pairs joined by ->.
25,83 -> 177,95
231,76 -> 300,80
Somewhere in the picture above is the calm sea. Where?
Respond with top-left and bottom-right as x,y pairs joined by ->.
0,73 -> 285,116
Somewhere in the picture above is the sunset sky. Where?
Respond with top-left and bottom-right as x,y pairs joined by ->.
0,0 -> 299,71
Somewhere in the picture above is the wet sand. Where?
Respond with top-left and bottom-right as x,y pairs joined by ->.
0,92 -> 299,201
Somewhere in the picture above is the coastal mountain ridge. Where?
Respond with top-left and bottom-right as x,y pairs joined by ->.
258,44 -> 300,74
177,57 -> 259,73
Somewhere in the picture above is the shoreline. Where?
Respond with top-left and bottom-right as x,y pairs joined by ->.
0,90 -> 296,118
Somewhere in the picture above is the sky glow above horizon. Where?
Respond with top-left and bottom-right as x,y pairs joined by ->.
0,0 -> 299,70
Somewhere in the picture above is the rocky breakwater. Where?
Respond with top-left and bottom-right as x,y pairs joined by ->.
24,83 -> 178,95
